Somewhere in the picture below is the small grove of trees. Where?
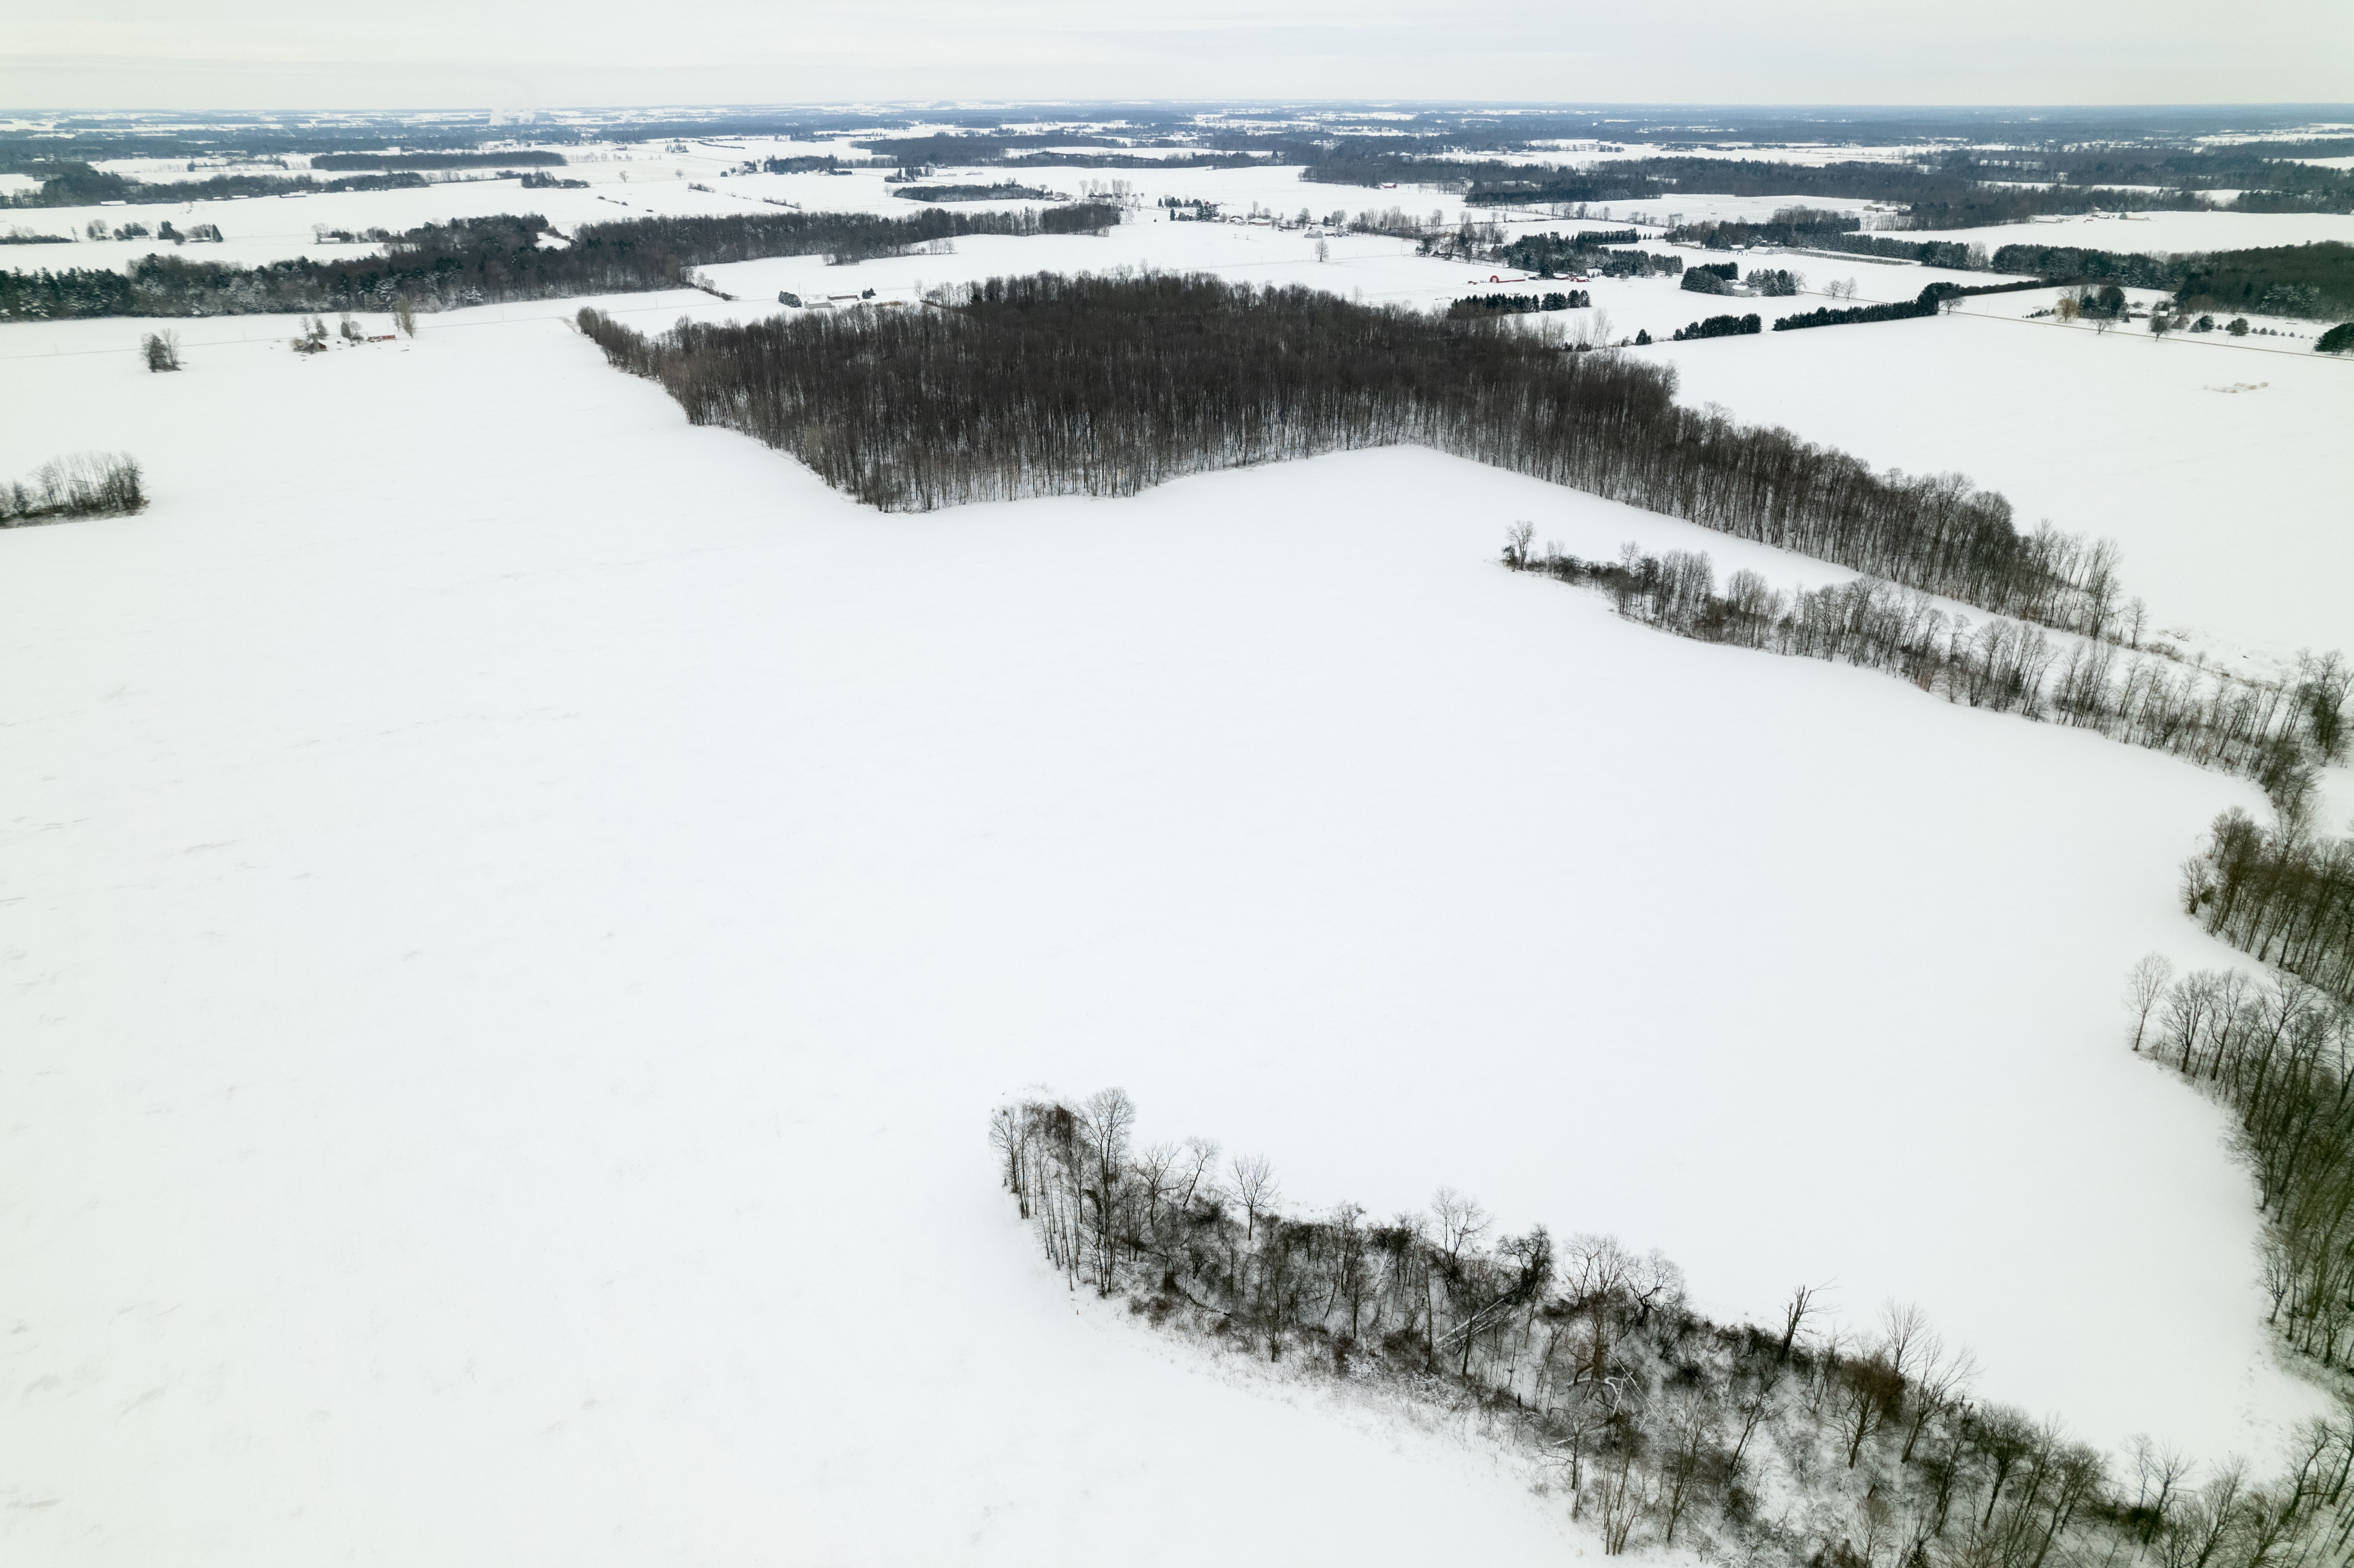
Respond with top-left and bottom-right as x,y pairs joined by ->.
2320,324 -> 2354,355
0,452 -> 145,526
574,271 -> 2138,641
1672,312 -> 1760,340
141,329 -> 181,370
1499,229 -> 1641,274
996,1089 -> 2354,1565
1502,537 -> 2347,813
1447,290 -> 1588,317
2127,957 -> 2354,1384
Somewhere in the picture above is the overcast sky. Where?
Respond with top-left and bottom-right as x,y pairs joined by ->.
9,0 -> 2351,112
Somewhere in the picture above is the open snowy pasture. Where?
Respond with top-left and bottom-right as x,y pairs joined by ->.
0,298 -> 2335,1562
1891,208 -> 2354,256
1657,294 -> 2354,669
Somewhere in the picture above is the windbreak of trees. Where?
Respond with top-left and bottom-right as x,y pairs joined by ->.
1987,240 -> 2354,320
998,1088 -> 2354,1565
1503,538 -> 2341,807
2129,957 -> 2354,1374
1810,233 -> 1983,270
0,452 -> 145,525
576,271 -> 2130,638
1672,312 -> 1760,339
1776,297 -> 1943,331
0,205 -> 1122,320
1448,290 -> 1588,317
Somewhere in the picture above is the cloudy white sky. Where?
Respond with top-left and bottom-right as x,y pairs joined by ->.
7,0 -> 2351,111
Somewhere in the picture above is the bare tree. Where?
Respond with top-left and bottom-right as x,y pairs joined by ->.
1231,1153 -> 1278,1241
1175,1136 -> 1220,1211
1779,1282 -> 1823,1360
1900,1338 -> 1979,1463
2127,953 -> 2176,1051
1503,519 -> 1535,569
1432,1187 -> 1491,1269
1656,1388 -> 1722,1545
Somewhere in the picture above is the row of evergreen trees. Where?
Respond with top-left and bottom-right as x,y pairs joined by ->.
1672,312 -> 1761,339
0,205 -> 1122,320
574,271 -> 2130,637
997,1088 -> 2354,1565
1497,229 -> 1642,275
1447,290 -> 1589,316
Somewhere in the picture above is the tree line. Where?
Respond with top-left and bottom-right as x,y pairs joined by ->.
1672,312 -> 1761,340
1988,241 -> 2354,321
310,150 -> 565,171
1502,536 -> 2346,813
0,452 -> 144,526
997,1088 -> 2354,1566
0,161 -> 430,208
2182,798 -> 2354,1003
891,183 -> 1065,204
2127,956 -> 2354,1379
0,204 -> 1122,321
1448,290 -> 1589,317
574,271 -> 2132,638
1671,209 -> 1863,249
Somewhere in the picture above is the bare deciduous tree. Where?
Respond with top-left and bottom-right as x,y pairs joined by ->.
1231,1153 -> 1278,1241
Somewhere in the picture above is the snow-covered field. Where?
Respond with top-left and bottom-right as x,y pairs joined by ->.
1662,290 -> 2354,669
1896,208 -> 2354,256
6,127 -> 2354,1562
1,275 -> 2342,1562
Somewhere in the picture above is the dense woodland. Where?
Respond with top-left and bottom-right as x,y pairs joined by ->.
309,150 -> 565,171
1987,240 -> 2354,320
997,1088 -> 2354,1566
576,272 -> 2132,638
1299,146 -> 2349,229
0,205 -> 1119,320
0,161 -> 430,207
0,453 -> 144,526
891,183 -> 1065,203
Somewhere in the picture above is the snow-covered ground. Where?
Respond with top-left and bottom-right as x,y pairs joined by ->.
1895,208 -> 2354,256
0,292 -> 2339,1564
1661,288 -> 2354,670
